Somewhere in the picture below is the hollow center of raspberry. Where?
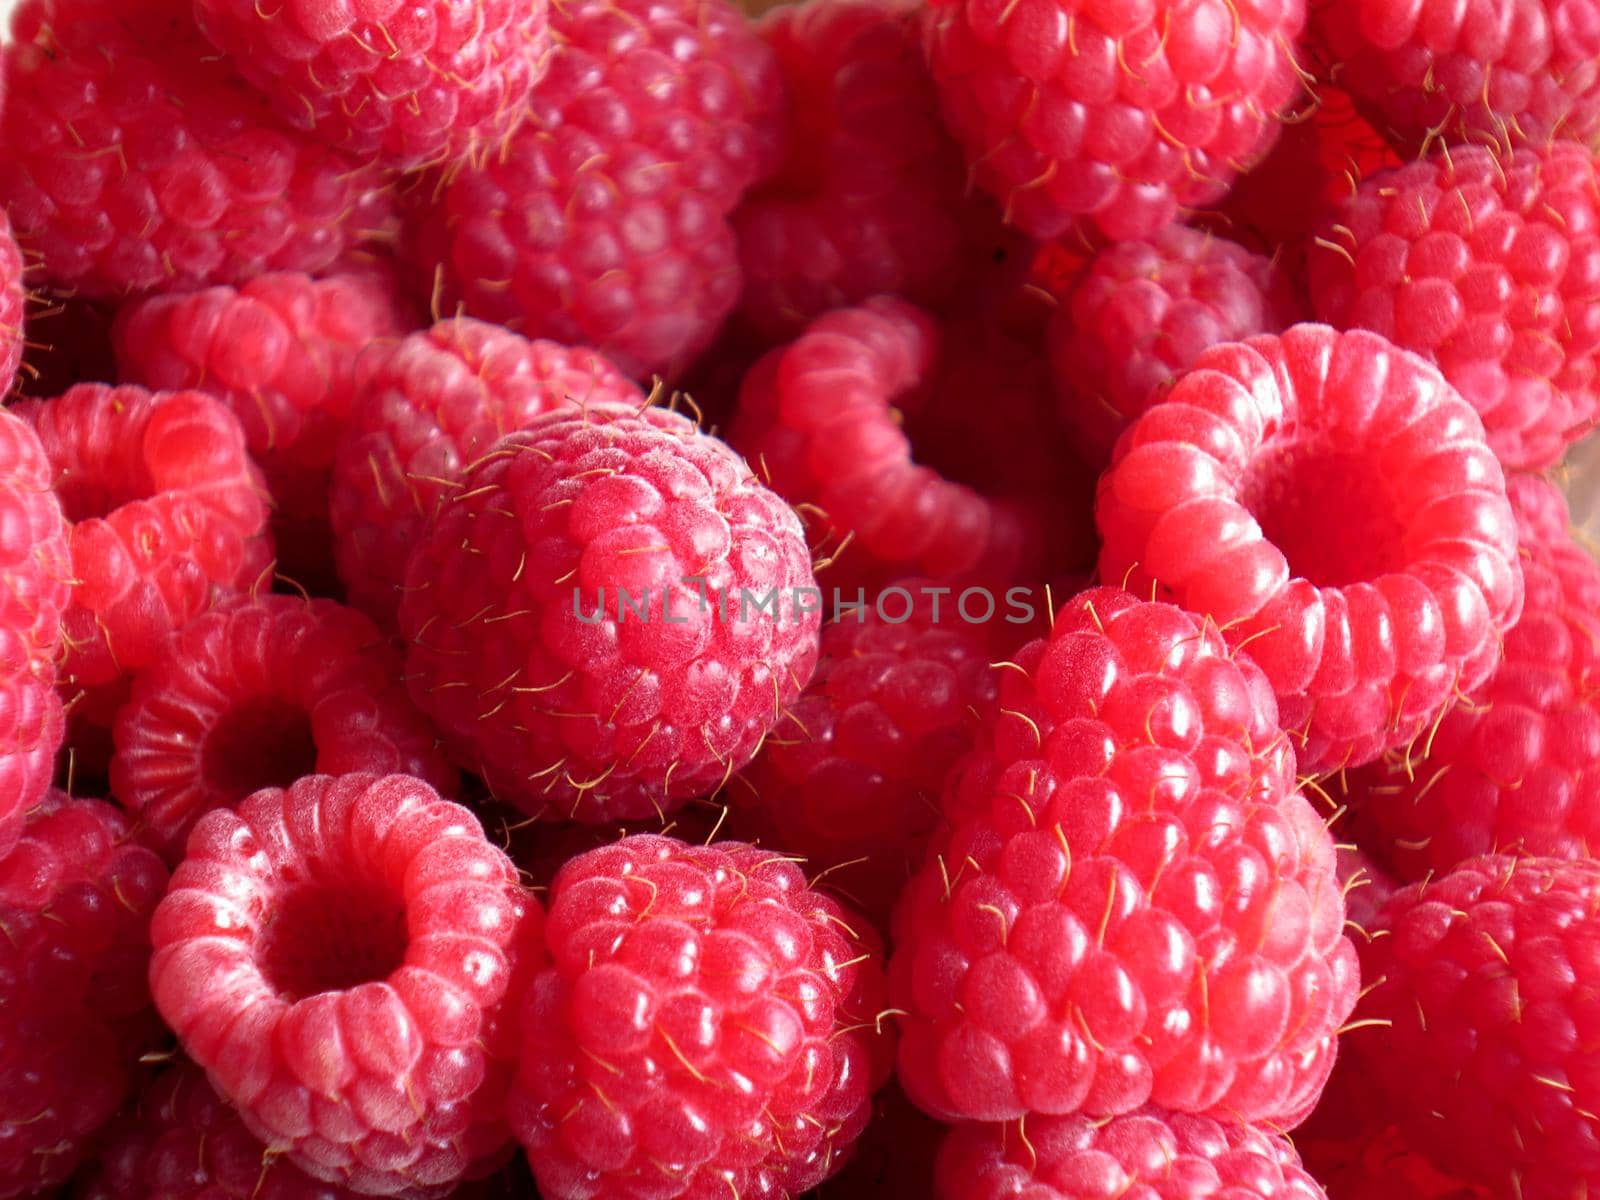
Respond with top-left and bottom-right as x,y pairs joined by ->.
53,460 -> 158,523
258,882 -> 410,998
201,698 -> 319,804
1239,444 -> 1408,587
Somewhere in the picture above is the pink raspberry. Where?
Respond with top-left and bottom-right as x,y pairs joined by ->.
922,0 -> 1308,243
330,319 -> 643,630
113,271 -> 416,594
935,1108 -> 1326,1199
1096,324 -> 1524,774
404,0 -> 782,379
400,405 -> 820,824
892,587 -> 1357,1126
1308,0 -> 1600,156
149,773 -> 542,1197
0,792 -> 168,1198
0,0 -> 397,301
110,595 -> 457,862
13,384 -> 274,699
1336,854 -> 1600,1199
1050,225 -> 1298,466
509,834 -> 894,1198
191,0 -> 553,169
730,0 -> 999,338
1309,140 -> 1600,470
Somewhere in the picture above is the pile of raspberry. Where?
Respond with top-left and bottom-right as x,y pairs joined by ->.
3,0 -> 1600,1197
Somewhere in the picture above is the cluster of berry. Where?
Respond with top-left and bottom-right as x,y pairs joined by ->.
0,0 -> 1598,1198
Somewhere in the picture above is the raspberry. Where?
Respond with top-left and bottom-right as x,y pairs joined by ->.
404,0 -> 783,379
400,405 -> 821,824
0,0 -> 398,301
113,270 -> 415,593
0,212 -> 27,396
1049,225 -> 1298,467
329,319 -> 643,630
13,384 -> 274,698
0,792 -> 168,1198
922,0 -> 1308,243
1309,140 -> 1600,470
110,595 -> 458,862
1308,0 -> 1600,157
1336,855 -> 1600,1199
891,587 -> 1357,1126
934,1108 -> 1326,1199
149,773 -> 541,1197
1095,324 -> 1524,774
508,834 -> 894,1198
191,0 -> 553,169
0,678 -> 66,856
730,0 -> 998,339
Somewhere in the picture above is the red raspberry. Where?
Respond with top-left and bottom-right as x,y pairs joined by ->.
330,319 -> 643,630
149,773 -> 541,1197
13,384 -> 274,698
400,406 -> 821,824
0,213 -> 27,396
1504,471 -> 1575,545
922,0 -> 1308,243
1095,324 -> 1524,774
1308,0 -> 1600,157
191,0 -> 553,169
1050,225 -> 1298,467
110,595 -> 457,862
113,271 -> 416,594
892,587 -> 1356,1126
934,1108 -> 1326,1199
1337,855 -> 1600,1199
1309,140 -> 1600,470
0,792 -> 168,1198
730,0 -> 999,339
0,0 -> 397,301
509,834 -> 894,1199
0,677 -> 66,856
404,0 -> 782,379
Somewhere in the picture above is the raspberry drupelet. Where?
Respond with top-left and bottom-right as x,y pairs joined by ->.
110,595 -> 457,862
509,834 -> 895,1199
921,0 -> 1309,243
1309,140 -> 1600,470
1095,324 -> 1524,775
329,318 -> 643,631
404,0 -> 783,380
191,0 -> 553,169
934,1107 -> 1327,1199
399,404 -> 821,824
0,793 -> 168,1198
0,0 -> 396,300
892,588 -> 1358,1126
149,773 -> 542,1197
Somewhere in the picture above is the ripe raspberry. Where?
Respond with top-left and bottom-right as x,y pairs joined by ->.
13,384 -> 273,698
400,405 -> 820,824
110,595 -> 457,862
1308,0 -> 1600,157
892,587 -> 1357,1126
1096,324 -> 1524,774
0,410 -> 72,683
1338,855 -> 1600,1199
0,792 -> 168,1198
0,678 -> 65,856
0,212 -> 27,396
1309,140 -> 1600,470
935,1108 -> 1326,1199
922,0 -> 1308,243
404,0 -> 782,379
191,0 -> 553,169
730,0 -> 998,339
330,319 -> 643,630
1049,225 -> 1298,467
113,271 -> 416,594
0,0 -> 397,301
509,834 -> 894,1198
149,773 -> 541,1197
730,582 -> 1006,926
